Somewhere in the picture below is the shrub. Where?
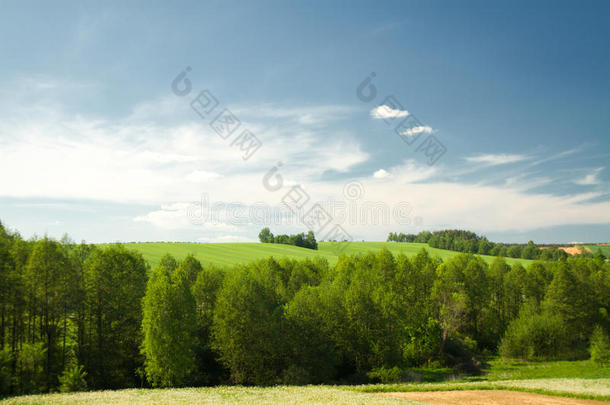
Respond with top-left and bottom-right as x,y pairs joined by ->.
589,325 -> 610,365
403,318 -> 442,366
499,311 -> 570,360
59,365 -> 88,393
367,366 -> 403,383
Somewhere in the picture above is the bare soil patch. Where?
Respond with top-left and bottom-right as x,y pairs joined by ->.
538,246 -> 585,255
380,390 -> 610,405
562,246 -> 584,255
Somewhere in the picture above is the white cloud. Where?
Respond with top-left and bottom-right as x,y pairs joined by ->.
185,170 -> 223,183
0,96 -> 369,204
3,78 -> 610,242
373,169 -> 391,179
388,159 -> 438,183
465,153 -> 529,165
504,175 -> 552,191
574,167 -> 604,185
399,125 -> 434,137
335,160 -> 610,240
315,140 -> 369,173
370,105 -> 409,119
134,203 -> 239,231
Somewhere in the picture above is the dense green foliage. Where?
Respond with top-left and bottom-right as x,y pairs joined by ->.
0,222 -> 149,395
589,325 -> 610,365
386,231 -> 433,243
81,245 -> 148,389
142,249 -> 609,386
388,230 -> 573,260
1,220 -> 609,395
58,365 -> 87,393
141,256 -> 197,387
258,228 -> 318,250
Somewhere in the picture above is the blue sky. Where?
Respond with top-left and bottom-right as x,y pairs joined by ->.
1,0 -> 609,243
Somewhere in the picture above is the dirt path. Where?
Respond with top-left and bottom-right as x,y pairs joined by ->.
380,390 -> 610,405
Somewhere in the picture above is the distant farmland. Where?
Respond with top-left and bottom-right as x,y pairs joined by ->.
114,241 -> 534,269
586,244 -> 610,257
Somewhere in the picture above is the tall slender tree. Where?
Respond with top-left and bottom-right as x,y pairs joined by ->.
141,255 -> 197,387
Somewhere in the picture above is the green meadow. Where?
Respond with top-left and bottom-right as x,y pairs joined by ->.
3,360 -> 609,404
116,241 -> 533,269
586,244 -> 610,257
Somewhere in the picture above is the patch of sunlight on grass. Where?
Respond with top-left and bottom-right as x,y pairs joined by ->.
0,386 -> 416,405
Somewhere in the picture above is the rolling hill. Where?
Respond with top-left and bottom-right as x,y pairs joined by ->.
585,244 -> 610,257
114,241 -> 534,269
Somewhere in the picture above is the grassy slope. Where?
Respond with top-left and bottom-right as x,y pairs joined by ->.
117,241 -> 532,269
585,245 -> 610,256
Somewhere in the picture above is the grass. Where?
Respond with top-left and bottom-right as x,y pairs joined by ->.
354,359 -> 610,401
353,358 -> 610,385
4,361 -> 609,404
113,241 -> 533,269
481,358 -> 610,381
0,386 -> 415,405
355,378 -> 610,401
585,244 -> 610,257
3,378 -> 610,404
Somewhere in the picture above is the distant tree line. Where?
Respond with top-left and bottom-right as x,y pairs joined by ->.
1,220 -> 609,395
258,228 -> 318,250
387,230 -> 581,261
387,231 -> 433,244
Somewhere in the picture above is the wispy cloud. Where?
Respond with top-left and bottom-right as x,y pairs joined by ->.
465,153 -> 529,166
4,75 -> 609,242
574,167 -> 604,185
399,125 -> 434,137
0,90 -> 369,204
233,104 -> 356,126
134,203 -> 239,231
529,147 -> 581,167
370,104 -> 409,119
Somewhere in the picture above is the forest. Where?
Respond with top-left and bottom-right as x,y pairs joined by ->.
386,230 -> 594,261
257,228 -> 318,250
0,221 -> 609,395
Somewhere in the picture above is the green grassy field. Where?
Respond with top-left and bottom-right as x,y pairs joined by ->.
362,358 -> 610,384
3,360 -> 608,404
114,241 -> 533,269
586,245 -> 610,257
481,358 -> 610,381
3,378 -> 609,404
1,386 -> 413,405
351,359 -> 610,401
